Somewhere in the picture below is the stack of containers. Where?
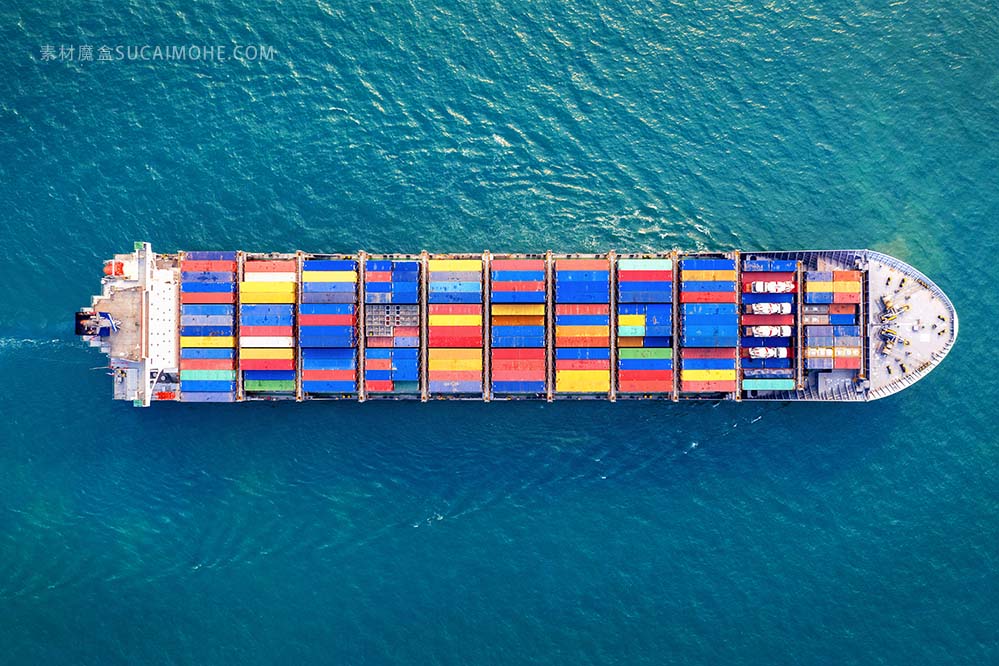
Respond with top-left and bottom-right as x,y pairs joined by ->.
804,270 -> 863,372
490,259 -> 546,394
679,258 -> 738,393
805,325 -> 863,371
179,251 -> 237,402
239,259 -> 297,395
427,258 -> 483,394
740,258 -> 798,392
299,259 -> 358,395
616,258 -> 674,394
804,271 -> 860,305
554,259 -> 610,394
364,260 -> 420,394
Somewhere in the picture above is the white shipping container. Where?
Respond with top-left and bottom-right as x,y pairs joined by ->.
243,272 -> 298,282
239,336 -> 295,348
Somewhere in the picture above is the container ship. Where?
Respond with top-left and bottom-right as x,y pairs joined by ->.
75,243 -> 957,406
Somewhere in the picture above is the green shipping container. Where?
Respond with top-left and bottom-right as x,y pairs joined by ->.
180,370 -> 237,381
619,348 -> 672,359
244,380 -> 296,392
741,379 -> 795,391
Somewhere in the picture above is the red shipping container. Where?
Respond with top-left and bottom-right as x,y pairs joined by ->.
834,357 -> 861,369
491,281 -> 544,292
428,370 -> 481,381
491,259 -> 545,271
618,381 -> 671,393
828,303 -> 857,315
181,358 -> 236,371
492,348 -> 545,360
365,271 -> 392,282
834,292 -> 862,304
366,380 -> 394,392
555,336 -> 608,347
240,359 -> 295,371
492,370 -> 545,381
394,326 -> 420,337
302,369 -> 355,381
299,314 -> 355,326
366,337 -> 393,347
180,260 -> 237,272
555,304 -> 609,315
155,391 -> 177,400
681,380 -> 737,393
181,292 -> 236,304
492,358 -> 545,368
741,272 -> 795,283
618,270 -> 672,282
555,359 -> 610,370
556,259 -> 608,270
240,325 -> 294,337
683,348 -> 737,359
492,361 -> 545,371
680,291 -> 737,303
492,366 -> 545,376
429,304 -> 482,315
364,358 -> 392,371
741,314 -> 794,326
244,260 -> 297,272
618,370 -> 673,382
680,381 -> 736,393
429,337 -> 482,348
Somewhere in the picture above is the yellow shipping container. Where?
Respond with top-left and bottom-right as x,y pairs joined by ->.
428,358 -> 483,371
555,325 -> 609,337
301,271 -> 357,283
428,259 -> 482,271
805,346 -> 834,358
240,281 -> 296,293
556,370 -> 610,393
240,348 -> 294,360
832,281 -> 861,293
492,304 -> 545,315
680,369 -> 736,381
180,336 -> 235,348
806,281 -> 835,292
618,314 -> 646,326
428,314 -> 482,326
682,269 -> 737,281
239,292 -> 296,304
429,348 -> 481,360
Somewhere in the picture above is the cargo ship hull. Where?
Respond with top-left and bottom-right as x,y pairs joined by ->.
76,244 -> 957,406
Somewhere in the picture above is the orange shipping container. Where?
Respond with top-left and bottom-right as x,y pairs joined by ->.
555,336 -> 609,348
555,259 -> 608,270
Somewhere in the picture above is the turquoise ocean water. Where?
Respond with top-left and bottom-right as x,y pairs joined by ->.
1,1 -> 997,663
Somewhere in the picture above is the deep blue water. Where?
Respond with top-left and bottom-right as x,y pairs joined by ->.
1,1 -> 997,663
